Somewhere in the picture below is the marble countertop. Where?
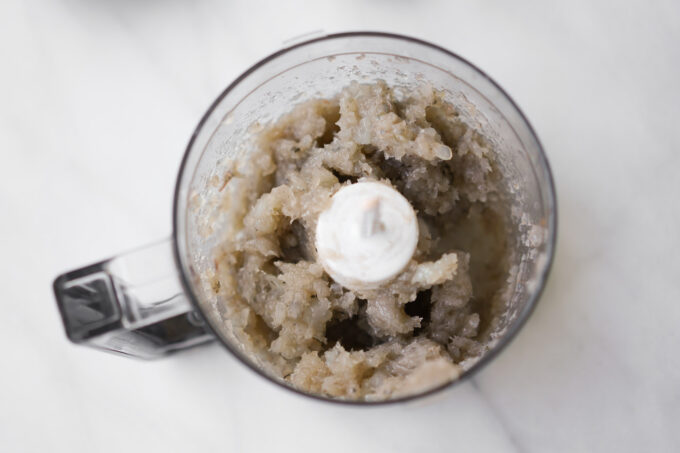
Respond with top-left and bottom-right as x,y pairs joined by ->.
1,0 -> 678,451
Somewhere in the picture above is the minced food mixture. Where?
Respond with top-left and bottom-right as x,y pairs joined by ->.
208,81 -> 513,401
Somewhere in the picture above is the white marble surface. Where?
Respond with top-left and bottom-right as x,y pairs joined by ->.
1,0 -> 679,451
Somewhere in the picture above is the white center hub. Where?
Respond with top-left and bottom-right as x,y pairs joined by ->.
315,181 -> 419,290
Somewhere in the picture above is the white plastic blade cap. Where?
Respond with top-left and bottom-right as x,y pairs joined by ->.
316,181 -> 419,290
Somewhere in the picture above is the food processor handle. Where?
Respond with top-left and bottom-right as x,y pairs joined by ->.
53,239 -> 214,359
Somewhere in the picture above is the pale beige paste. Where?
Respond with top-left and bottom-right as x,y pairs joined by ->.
208,81 -> 513,401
